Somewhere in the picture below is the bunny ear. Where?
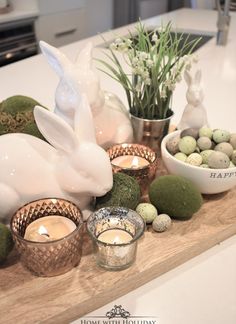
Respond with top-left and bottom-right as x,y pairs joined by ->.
75,42 -> 93,70
74,95 -> 97,143
34,106 -> 77,153
39,40 -> 72,77
194,70 -> 202,84
184,70 -> 192,85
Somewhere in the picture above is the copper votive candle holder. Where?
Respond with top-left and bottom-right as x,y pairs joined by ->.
10,198 -> 83,277
107,143 -> 158,194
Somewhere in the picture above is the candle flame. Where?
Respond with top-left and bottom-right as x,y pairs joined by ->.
131,156 -> 139,168
38,225 -> 49,237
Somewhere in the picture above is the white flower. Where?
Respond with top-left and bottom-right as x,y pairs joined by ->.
138,51 -> 149,60
110,43 -> 117,51
146,59 -> 154,67
114,38 -> 123,45
135,82 -> 142,92
132,66 -> 144,75
132,57 -> 139,66
160,89 -> 167,99
151,32 -> 158,43
125,39 -> 132,47
144,77 -> 151,85
164,79 -> 172,89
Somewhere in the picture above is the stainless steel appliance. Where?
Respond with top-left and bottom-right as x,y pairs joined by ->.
0,18 -> 38,67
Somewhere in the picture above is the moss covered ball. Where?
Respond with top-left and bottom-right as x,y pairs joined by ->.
96,173 -> 141,210
149,175 -> 203,220
0,95 -> 48,140
0,223 -> 14,264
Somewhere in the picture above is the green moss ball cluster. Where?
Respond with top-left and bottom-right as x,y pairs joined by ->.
0,95 -> 48,140
149,175 -> 203,220
95,173 -> 141,210
167,127 -> 236,169
0,223 -> 14,264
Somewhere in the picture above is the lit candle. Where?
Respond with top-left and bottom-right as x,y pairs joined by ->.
24,216 -> 76,242
98,229 -> 133,244
111,155 -> 149,169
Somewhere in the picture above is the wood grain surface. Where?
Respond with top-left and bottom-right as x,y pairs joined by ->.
1,164 -> 236,324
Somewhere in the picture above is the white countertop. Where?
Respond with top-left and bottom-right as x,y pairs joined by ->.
0,8 -> 236,323
0,8 -> 236,130
0,9 -> 38,24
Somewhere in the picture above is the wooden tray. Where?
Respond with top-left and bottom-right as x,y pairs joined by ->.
1,165 -> 236,324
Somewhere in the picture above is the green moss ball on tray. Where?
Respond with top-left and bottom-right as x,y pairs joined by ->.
0,95 -> 47,141
96,173 -> 141,210
149,175 -> 203,220
0,223 -> 14,264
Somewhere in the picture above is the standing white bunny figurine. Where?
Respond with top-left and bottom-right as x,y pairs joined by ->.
0,94 -> 113,224
178,69 -> 209,130
39,40 -> 133,149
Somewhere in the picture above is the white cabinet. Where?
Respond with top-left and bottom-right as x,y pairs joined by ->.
35,8 -> 86,47
35,0 -> 86,47
35,0 -> 113,47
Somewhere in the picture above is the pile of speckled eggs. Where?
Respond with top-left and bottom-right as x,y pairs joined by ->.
167,126 -> 236,169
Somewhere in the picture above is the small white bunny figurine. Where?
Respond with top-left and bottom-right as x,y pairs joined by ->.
39,40 -> 133,149
178,69 -> 209,130
0,95 -> 113,224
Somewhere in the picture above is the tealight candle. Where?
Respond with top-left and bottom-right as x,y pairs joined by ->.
24,215 -> 76,242
98,229 -> 133,244
87,207 -> 145,270
111,155 -> 149,169
107,143 -> 158,194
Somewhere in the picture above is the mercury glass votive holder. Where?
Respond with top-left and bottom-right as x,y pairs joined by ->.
87,207 -> 145,271
107,143 -> 158,195
10,198 -> 83,277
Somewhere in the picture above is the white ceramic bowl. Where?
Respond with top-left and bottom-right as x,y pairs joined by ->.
161,131 -> 236,194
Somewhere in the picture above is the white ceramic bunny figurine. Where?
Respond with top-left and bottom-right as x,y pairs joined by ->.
0,94 -> 113,224
178,69 -> 209,130
39,40 -> 133,149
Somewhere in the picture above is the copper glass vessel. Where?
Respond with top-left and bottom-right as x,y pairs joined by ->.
10,198 -> 83,277
107,143 -> 158,194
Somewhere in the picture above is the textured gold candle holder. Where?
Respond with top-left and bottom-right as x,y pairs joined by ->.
10,198 -> 83,277
107,143 -> 158,195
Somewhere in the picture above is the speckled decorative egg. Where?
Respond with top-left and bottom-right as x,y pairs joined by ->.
197,136 -> 212,151
199,126 -> 213,139
231,150 -> 236,165
215,142 -> 233,158
208,151 -> 230,169
200,149 -> 214,164
166,134 -> 180,155
229,134 -> 236,149
174,152 -> 187,162
200,164 -> 209,168
136,203 -> 158,224
152,214 -> 172,232
180,128 -> 199,139
186,153 -> 202,166
213,129 -> 231,143
178,136 -> 197,155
